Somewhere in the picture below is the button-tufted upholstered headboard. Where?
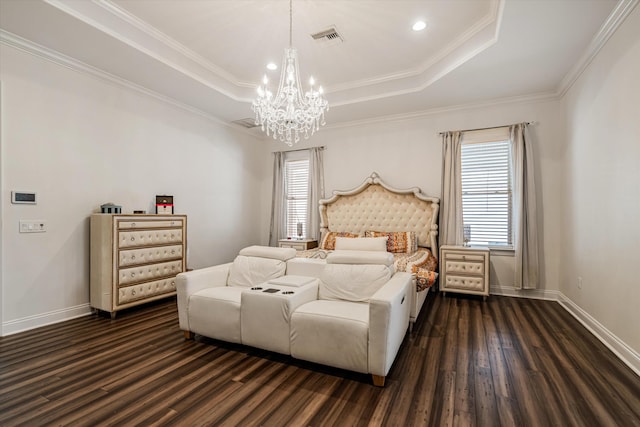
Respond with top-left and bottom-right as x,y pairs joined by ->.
319,172 -> 440,256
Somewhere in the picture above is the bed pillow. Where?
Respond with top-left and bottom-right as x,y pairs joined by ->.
334,236 -> 388,252
364,231 -> 418,254
320,231 -> 359,250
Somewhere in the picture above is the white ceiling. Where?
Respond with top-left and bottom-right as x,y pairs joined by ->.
0,0 -> 625,131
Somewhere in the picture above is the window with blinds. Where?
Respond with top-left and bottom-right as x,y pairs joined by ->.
284,159 -> 309,238
460,139 -> 513,248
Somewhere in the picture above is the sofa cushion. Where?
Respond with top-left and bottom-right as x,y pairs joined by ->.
319,264 -> 392,302
327,250 -> 394,267
290,300 -> 369,374
238,245 -> 296,261
228,255 -> 287,288
188,287 -> 243,343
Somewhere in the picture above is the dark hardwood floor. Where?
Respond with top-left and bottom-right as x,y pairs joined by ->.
1,293 -> 639,426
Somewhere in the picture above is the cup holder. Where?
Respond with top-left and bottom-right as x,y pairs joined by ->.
251,287 -> 263,291
281,291 -> 294,295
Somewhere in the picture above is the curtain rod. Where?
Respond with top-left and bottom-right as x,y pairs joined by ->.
273,146 -> 326,154
438,122 -> 534,136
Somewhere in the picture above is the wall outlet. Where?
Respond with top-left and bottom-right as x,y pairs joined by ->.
577,276 -> 583,289
19,220 -> 47,233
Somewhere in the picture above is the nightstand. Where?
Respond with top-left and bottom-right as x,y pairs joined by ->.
278,239 -> 318,251
439,245 -> 490,299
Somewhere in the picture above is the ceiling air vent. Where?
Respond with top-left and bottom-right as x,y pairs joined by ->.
311,27 -> 343,45
232,118 -> 259,129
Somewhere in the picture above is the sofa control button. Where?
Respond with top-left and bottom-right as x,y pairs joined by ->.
250,287 -> 263,290
282,291 -> 294,295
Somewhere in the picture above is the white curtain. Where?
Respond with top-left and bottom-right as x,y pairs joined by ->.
440,131 -> 463,247
306,147 -> 325,240
269,152 -> 286,246
511,123 -> 540,289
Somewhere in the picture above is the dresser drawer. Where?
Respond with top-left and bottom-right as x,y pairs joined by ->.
118,260 -> 183,286
118,219 -> 183,229
117,277 -> 177,305
444,259 -> 485,275
118,245 -> 183,267
118,229 -> 183,248
444,275 -> 485,292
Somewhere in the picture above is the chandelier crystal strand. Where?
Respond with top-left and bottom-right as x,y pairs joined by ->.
252,0 -> 328,146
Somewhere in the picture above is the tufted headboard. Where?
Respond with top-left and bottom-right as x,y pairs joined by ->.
319,172 -> 440,256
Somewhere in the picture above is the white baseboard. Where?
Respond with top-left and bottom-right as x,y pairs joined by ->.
557,293 -> 640,378
490,285 -> 560,301
489,285 -> 639,377
2,303 -> 92,336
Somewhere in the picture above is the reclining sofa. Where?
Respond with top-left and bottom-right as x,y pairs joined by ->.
176,245 -> 412,386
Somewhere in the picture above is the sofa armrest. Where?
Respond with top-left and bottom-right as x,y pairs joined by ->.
368,272 -> 412,377
176,262 -> 232,331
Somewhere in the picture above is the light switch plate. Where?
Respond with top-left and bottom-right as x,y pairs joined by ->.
19,220 -> 47,233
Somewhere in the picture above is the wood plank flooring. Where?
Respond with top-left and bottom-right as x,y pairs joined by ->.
1,293 -> 639,426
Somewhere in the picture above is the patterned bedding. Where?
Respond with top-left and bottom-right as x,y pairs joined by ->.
295,248 -> 439,292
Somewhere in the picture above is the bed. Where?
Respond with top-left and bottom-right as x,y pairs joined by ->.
291,172 -> 440,326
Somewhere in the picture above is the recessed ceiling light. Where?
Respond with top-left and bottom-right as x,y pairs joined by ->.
267,63 -> 277,70
412,21 -> 427,32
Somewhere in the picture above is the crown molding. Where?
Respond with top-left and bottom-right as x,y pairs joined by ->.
323,91 -> 558,132
90,0 -> 251,89
0,30 -> 259,138
43,0 -> 249,101
556,0 -> 639,98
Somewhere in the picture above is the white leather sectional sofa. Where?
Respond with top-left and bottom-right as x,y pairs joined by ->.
176,246 -> 412,386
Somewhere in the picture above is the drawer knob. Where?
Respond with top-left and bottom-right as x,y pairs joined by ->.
131,237 -> 135,242
131,223 -> 136,227
131,272 -> 135,277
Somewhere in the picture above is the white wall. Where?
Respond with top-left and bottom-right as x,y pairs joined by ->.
0,45 -> 267,334
561,5 -> 640,354
263,97 -> 567,293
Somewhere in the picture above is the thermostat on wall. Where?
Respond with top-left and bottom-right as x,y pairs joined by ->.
11,191 -> 37,204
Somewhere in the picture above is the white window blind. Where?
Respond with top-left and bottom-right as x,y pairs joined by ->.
461,139 -> 513,248
285,159 -> 309,238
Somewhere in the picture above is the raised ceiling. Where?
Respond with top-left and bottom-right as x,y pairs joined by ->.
0,0 -> 628,131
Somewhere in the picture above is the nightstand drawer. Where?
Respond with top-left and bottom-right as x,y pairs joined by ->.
278,239 -> 318,251
444,259 -> 485,275
444,253 -> 485,263
444,275 -> 485,292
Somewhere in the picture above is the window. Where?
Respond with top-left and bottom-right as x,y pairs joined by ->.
461,136 -> 513,248
284,158 -> 309,238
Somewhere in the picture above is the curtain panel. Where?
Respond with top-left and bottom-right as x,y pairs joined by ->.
268,152 -> 286,246
307,147 -> 325,240
511,123 -> 540,289
440,131 -> 463,247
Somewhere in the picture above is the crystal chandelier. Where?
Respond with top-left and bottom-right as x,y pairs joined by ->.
252,0 -> 329,146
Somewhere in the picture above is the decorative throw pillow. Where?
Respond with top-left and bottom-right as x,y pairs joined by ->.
364,231 -> 418,254
334,236 -> 388,251
320,231 -> 359,250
